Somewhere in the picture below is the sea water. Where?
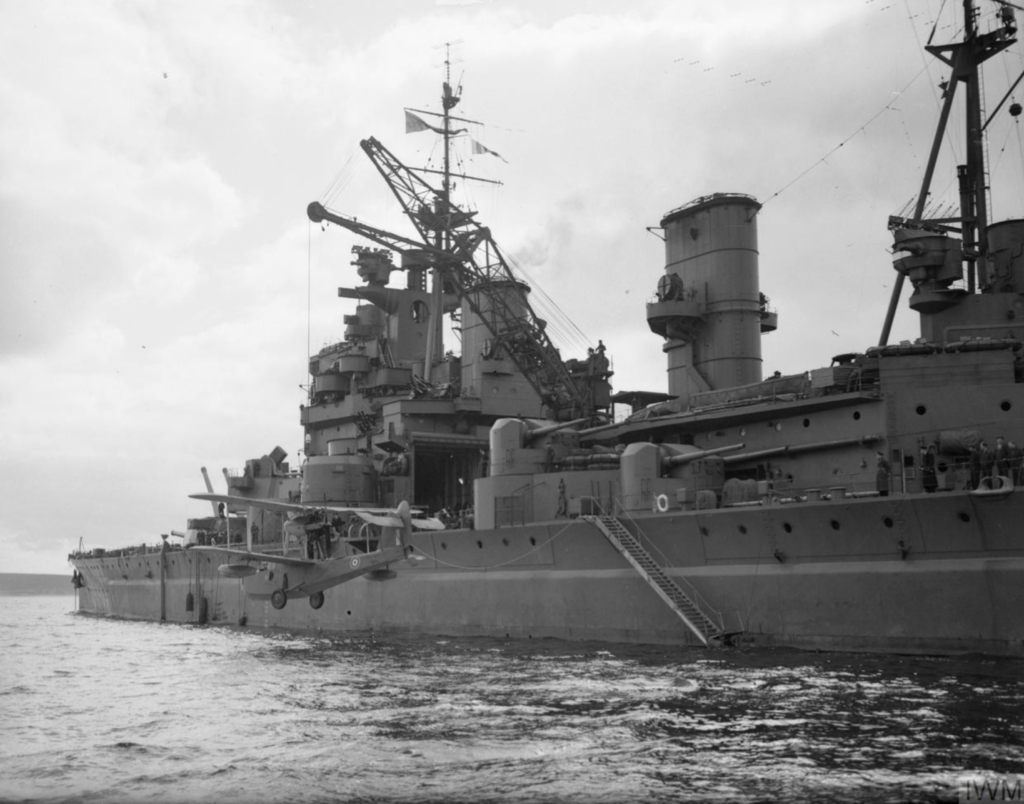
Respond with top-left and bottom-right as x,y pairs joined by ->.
1,595 -> 1022,804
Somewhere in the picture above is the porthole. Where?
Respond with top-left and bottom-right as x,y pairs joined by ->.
738,525 -> 748,534
883,517 -> 894,528
782,522 -> 793,533
476,540 -> 483,549
802,418 -> 810,428
346,610 -> 352,616
530,537 -> 537,546
853,411 -> 861,420
830,519 -> 841,531
958,511 -> 971,523
915,404 -> 927,416
502,538 -> 509,547
1001,400 -> 1012,412
700,527 -> 710,537
441,542 -> 447,550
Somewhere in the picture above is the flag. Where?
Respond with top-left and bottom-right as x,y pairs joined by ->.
471,139 -> 508,163
405,110 -> 442,134
405,110 -> 466,136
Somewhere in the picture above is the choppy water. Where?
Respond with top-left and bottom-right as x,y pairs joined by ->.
1,596 -> 1022,803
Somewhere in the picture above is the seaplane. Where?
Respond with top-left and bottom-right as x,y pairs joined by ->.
187,494 -> 444,610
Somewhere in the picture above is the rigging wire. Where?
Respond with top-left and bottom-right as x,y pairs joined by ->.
761,64 -> 931,208
764,1 -> 972,212
442,133 -> 595,357
307,220 -> 312,397
320,152 -> 359,207
927,0 -> 948,45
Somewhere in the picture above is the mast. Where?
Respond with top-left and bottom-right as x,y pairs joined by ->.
879,0 -> 1017,344
424,45 -> 461,379
309,49 -> 609,420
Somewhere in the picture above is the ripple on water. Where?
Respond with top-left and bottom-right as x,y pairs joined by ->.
1,598 -> 1022,803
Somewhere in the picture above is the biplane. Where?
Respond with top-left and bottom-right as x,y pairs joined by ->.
187,494 -> 444,610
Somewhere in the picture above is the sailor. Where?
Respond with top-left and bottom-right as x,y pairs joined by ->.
994,436 -> 1009,479
875,452 -> 891,497
969,444 -> 982,490
1009,440 -> 1022,486
921,445 -> 938,493
979,441 -> 994,483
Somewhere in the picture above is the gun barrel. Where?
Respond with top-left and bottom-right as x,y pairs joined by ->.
523,417 -> 590,440
664,442 -> 746,466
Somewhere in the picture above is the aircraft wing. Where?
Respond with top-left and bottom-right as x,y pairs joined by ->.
352,511 -> 404,528
189,546 -> 315,568
351,511 -> 446,530
189,493 -> 394,517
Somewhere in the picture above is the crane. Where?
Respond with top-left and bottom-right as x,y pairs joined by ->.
307,134 -> 608,420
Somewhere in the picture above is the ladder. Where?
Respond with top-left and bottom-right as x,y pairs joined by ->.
586,514 -> 730,646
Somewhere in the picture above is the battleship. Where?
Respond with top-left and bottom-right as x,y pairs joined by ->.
71,3 -> 1024,655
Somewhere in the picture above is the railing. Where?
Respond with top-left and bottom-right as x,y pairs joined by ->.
591,497 -> 733,635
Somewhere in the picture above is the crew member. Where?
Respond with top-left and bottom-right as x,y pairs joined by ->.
876,451 -> 891,497
921,445 -> 937,493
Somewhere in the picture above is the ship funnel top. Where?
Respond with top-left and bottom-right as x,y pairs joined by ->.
660,193 -> 760,228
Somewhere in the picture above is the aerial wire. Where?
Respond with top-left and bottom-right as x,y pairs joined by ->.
307,219 -> 312,403
763,1 -> 962,211
761,64 -> 931,208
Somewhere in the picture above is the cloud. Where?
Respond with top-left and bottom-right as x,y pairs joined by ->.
2,0 -> 1018,573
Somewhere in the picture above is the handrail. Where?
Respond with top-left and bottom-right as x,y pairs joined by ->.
591,498 -> 726,633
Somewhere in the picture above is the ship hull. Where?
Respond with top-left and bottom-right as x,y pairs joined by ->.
70,489 -> 1024,655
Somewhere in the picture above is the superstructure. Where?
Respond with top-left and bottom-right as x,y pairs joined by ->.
72,4 -> 1024,655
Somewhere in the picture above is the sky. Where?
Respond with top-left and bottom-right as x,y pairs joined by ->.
3,0 -> 1024,574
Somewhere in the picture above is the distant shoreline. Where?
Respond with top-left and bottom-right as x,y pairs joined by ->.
0,573 -> 75,596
